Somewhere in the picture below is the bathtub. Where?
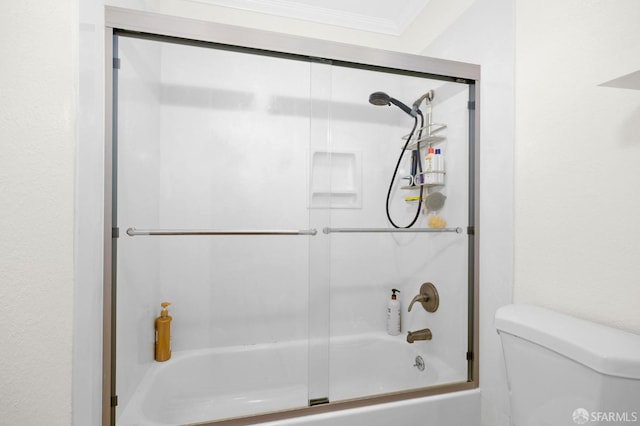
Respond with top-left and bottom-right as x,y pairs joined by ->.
117,333 -> 478,425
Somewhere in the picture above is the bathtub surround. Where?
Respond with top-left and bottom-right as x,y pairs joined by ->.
109,18 -> 478,423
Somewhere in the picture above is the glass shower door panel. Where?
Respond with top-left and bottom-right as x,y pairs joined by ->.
326,65 -> 471,401
115,35 -> 313,424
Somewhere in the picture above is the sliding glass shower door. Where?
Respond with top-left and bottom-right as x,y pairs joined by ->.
109,29 -> 477,426
115,35 -> 317,424
325,65 -> 471,400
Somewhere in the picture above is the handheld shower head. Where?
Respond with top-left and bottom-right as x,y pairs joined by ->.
369,91 -> 391,106
369,91 -> 415,117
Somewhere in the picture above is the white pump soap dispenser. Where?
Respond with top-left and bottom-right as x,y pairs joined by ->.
387,289 -> 401,336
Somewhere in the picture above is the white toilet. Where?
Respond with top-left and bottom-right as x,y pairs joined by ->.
495,304 -> 640,426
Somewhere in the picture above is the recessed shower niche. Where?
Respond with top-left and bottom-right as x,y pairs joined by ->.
104,8 -> 479,426
310,150 -> 362,208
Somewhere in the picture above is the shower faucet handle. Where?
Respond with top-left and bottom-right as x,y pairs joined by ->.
408,294 -> 428,312
407,282 -> 439,313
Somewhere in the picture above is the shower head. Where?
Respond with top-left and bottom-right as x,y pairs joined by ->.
369,91 -> 416,117
369,91 -> 391,106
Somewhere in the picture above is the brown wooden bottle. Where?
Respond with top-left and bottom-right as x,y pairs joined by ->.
154,302 -> 172,362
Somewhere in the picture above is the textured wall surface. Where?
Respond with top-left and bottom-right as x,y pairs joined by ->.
514,0 -> 640,334
0,1 -> 76,425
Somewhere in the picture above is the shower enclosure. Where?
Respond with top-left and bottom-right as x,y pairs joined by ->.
103,8 -> 479,426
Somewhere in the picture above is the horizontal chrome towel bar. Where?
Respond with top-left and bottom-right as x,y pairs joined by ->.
126,228 -> 318,236
125,227 -> 463,237
323,227 -> 463,234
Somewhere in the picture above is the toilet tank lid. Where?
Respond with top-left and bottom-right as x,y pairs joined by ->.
495,304 -> 640,380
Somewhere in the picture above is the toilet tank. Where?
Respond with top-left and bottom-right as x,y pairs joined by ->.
495,304 -> 640,426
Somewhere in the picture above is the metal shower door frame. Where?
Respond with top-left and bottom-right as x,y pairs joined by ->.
103,6 -> 480,426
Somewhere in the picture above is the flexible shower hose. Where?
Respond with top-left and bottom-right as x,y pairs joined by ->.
385,112 -> 424,228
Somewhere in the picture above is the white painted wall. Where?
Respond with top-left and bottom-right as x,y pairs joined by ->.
514,0 -> 640,333
422,1 -> 515,425
0,2 -> 76,426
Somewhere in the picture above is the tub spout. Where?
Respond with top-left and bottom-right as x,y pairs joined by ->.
407,328 -> 432,343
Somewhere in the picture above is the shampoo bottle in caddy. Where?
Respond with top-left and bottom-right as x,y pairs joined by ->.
387,289 -> 401,335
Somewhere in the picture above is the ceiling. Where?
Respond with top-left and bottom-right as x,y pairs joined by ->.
190,0 -> 434,35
